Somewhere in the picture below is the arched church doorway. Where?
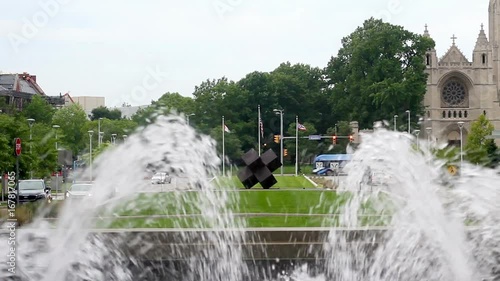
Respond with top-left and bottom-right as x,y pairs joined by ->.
447,130 -> 460,147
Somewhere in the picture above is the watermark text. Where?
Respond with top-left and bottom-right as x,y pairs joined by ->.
6,171 -> 17,274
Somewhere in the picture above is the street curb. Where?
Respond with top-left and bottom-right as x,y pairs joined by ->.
303,175 -> 319,188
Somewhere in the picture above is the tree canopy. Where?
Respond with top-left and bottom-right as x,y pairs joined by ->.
324,18 -> 435,129
6,16 -> 494,180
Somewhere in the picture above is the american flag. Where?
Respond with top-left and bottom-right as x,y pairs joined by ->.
297,123 -> 307,131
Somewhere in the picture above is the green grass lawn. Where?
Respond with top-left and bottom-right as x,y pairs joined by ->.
4,190 -> 395,229
272,164 -> 315,175
216,175 -> 316,189
97,214 -> 390,229
113,190 -> 348,216
3,174 -> 394,229
98,190 -> 356,228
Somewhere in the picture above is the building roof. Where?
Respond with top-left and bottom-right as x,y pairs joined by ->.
0,73 -> 45,95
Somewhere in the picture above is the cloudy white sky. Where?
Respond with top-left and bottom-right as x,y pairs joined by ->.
1,0 -> 490,107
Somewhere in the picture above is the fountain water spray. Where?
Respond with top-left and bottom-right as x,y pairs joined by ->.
1,114 -> 248,281
322,126 -> 499,281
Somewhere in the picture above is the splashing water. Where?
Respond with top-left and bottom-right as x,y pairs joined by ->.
1,115 -> 248,281
321,126 -> 500,281
2,117 -> 500,280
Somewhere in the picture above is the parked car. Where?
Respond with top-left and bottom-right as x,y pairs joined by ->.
65,183 -> 93,199
18,179 -> 52,204
151,172 -> 171,184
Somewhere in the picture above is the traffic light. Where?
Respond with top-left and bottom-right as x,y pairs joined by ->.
274,135 -> 280,143
332,135 -> 337,144
349,135 -> 354,143
284,149 -> 288,157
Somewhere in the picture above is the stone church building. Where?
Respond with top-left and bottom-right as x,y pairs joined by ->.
423,0 -> 500,146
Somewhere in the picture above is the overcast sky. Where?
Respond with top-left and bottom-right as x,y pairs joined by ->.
1,0 -> 489,107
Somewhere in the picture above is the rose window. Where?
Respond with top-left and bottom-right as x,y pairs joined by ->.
442,80 -> 467,107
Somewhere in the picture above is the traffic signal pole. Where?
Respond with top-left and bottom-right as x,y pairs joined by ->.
280,113 -> 283,176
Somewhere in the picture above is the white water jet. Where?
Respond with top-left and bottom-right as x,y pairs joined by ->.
1,114 -> 247,281
2,117 -> 500,280
321,127 -> 500,281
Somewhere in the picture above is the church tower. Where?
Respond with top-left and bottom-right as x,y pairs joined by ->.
489,0 -> 500,95
422,13 -> 500,147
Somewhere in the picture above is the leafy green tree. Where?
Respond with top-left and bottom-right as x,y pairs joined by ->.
131,92 -> 195,127
83,118 -> 137,147
192,78 -> 234,133
465,114 -> 495,164
22,95 -> 55,124
0,114 -> 50,179
52,104 -> 89,155
270,62 -> 329,133
485,139 -> 499,168
0,115 -> 16,173
324,18 -> 435,129
30,123 -> 58,177
90,106 -> 122,121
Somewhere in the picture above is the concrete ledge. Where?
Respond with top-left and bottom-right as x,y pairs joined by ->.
88,228 -> 385,260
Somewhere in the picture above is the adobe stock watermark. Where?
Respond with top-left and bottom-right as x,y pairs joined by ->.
8,0 -> 72,53
108,66 -> 170,108
371,0 -> 404,22
6,171 -> 17,275
212,0 -> 244,20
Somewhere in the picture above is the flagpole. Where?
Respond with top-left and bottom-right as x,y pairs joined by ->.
258,105 -> 261,156
295,115 -> 299,176
222,115 -> 225,175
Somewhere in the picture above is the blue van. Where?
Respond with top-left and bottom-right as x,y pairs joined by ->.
312,154 -> 352,176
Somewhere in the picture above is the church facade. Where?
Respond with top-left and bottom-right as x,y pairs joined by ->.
422,0 -> 500,146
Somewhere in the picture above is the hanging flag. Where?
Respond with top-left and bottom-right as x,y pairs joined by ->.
224,124 -> 231,133
297,123 -> 307,131
259,117 -> 264,137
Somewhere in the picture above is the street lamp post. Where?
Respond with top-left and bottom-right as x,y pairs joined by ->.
457,121 -> 465,167
406,110 -> 411,134
111,134 -> 117,145
27,118 -> 35,179
53,125 -> 60,150
88,130 -> 94,181
98,118 -> 103,147
414,129 -> 420,150
273,109 -> 284,176
187,113 -> 195,125
426,127 -> 432,144
393,115 -> 398,131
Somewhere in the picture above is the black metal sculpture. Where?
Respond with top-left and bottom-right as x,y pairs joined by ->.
237,149 -> 282,189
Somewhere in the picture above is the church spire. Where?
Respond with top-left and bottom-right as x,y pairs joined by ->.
423,24 -> 430,37
474,23 -> 489,50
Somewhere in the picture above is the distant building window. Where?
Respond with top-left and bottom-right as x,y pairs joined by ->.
442,111 -> 446,118
482,54 -> 487,64
464,111 -> 468,118
459,111 -> 462,118
426,54 -> 431,66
